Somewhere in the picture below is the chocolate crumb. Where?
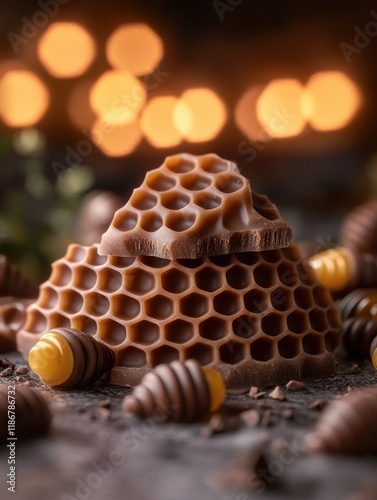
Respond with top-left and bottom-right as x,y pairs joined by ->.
97,398 -> 111,408
0,358 -> 14,368
0,366 -> 13,377
260,409 -> 272,427
286,380 -> 306,391
240,409 -> 260,427
202,414 -> 240,437
308,399 -> 328,410
268,386 -> 286,401
15,376 -> 26,383
281,408 -> 294,419
15,365 -> 29,375
348,363 -> 360,374
248,386 -> 266,399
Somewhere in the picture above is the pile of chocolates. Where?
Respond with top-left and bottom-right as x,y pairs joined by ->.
17,153 -> 341,393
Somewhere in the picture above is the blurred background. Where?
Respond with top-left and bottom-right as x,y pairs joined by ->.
0,0 -> 376,281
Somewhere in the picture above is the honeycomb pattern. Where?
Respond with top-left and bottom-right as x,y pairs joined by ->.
98,153 -> 292,259
17,242 -> 341,392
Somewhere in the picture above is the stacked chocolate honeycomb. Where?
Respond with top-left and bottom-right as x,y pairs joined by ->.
17,154 -> 341,392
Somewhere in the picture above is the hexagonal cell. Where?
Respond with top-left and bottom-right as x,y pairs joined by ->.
124,268 -> 155,295
98,318 -> 127,346
232,315 -> 258,339
72,266 -> 97,291
249,337 -> 275,362
184,343 -> 213,365
244,289 -> 268,313
199,317 -> 228,341
261,313 -> 284,336
59,289 -> 84,314
312,285 -> 332,307
226,265 -> 250,289
84,292 -> 110,317
165,320 -> 193,344
281,245 -> 301,262
302,333 -> 324,355
325,330 -> 339,352
177,258 -> 204,269
165,212 -> 196,232
209,254 -> 233,267
139,256 -> 170,268
145,295 -> 173,320
219,341 -> 244,365
161,269 -> 190,293
223,204 -> 245,230
309,309 -> 328,332
235,252 -> 260,266
296,262 -> 314,286
118,346 -> 146,367
200,155 -> 228,173
270,287 -> 292,311
253,263 -> 275,288
166,156 -> 195,173
72,315 -> 97,336
24,309 -> 48,334
50,263 -> 72,287
293,286 -> 313,310
260,250 -> 281,263
146,171 -> 176,192
326,307 -> 340,329
161,191 -> 190,210
48,312 -> 71,329
277,261 -> 298,287
180,173 -> 211,191
113,210 -> 138,232
215,173 -> 244,193
109,256 -> 136,268
180,293 -> 209,318
66,245 -> 87,263
214,291 -> 241,316
129,320 -> 159,345
98,268 -> 122,293
140,213 -> 163,233
86,247 -> 107,266
287,310 -> 308,334
252,192 -> 279,221
112,294 -> 140,320
39,286 -> 59,309
195,267 -> 222,292
150,345 -> 179,366
278,335 -> 300,359
193,192 -> 222,210
130,189 -> 157,210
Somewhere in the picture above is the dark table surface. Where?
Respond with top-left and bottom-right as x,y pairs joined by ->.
0,350 -> 377,500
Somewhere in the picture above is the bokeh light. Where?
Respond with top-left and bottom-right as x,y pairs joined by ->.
256,79 -> 307,138
90,70 -> 146,125
68,80 -> 97,130
302,71 -> 361,131
37,22 -> 96,78
173,88 -> 227,143
90,117 -> 142,157
0,70 -> 49,127
141,96 -> 182,148
106,23 -> 163,76
234,85 -> 267,139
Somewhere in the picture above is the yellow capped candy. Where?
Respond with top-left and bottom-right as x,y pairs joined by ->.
308,247 -> 353,291
203,367 -> 226,413
28,331 -> 74,386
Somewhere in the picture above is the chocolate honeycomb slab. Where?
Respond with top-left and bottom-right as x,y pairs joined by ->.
17,243 -> 341,393
98,153 -> 292,259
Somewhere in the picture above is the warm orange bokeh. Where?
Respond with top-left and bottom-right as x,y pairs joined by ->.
173,88 -> 227,143
141,96 -> 182,148
68,80 -> 97,130
0,70 -> 49,127
234,85 -> 267,139
106,23 -> 163,76
256,79 -> 307,138
302,71 -> 361,131
90,70 -> 146,125
90,117 -> 142,157
37,22 -> 96,78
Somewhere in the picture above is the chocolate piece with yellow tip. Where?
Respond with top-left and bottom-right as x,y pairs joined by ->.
28,327 -> 116,388
342,317 -> 377,366
122,359 -> 225,422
